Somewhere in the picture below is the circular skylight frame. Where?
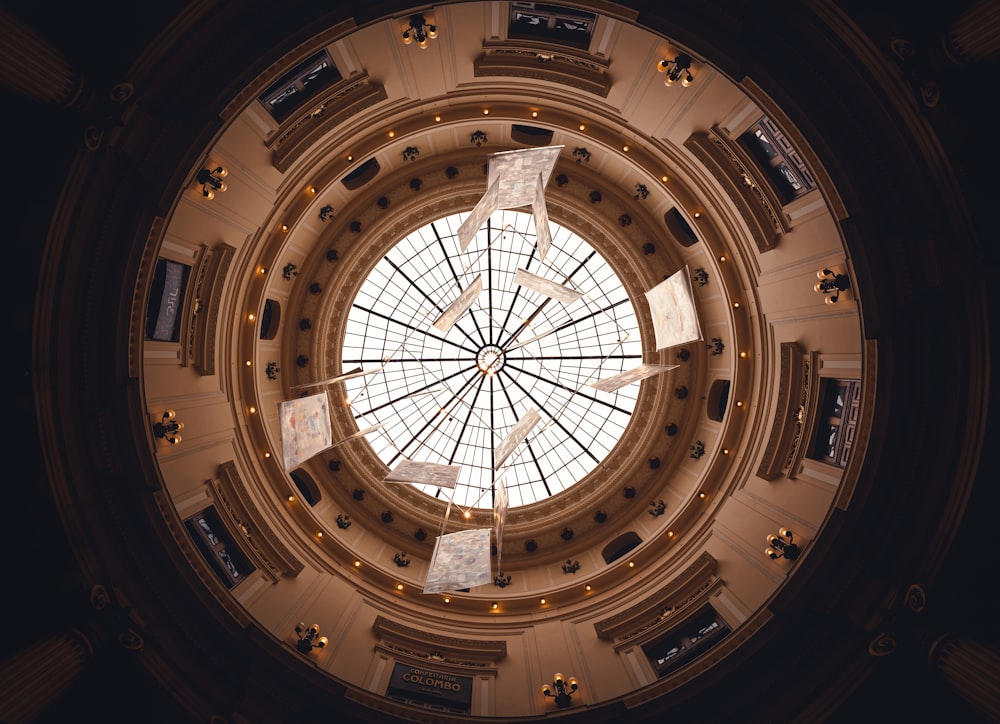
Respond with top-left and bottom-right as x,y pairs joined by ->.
341,209 -> 643,508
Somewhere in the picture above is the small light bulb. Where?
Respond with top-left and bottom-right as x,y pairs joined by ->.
264,452 -> 271,459
388,130 -> 395,138
585,584 -> 592,591
622,144 -> 630,152
434,115 -> 441,122
247,313 -> 255,321
628,561 -> 635,568
354,560 -> 362,567
539,598 -> 546,605
531,110 -> 538,118
317,531 -> 323,538
396,584 -> 404,591
443,597 -> 451,604
483,108 -> 489,115
579,123 -> 586,131
248,406 -> 256,414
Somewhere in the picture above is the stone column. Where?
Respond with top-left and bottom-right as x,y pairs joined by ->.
0,9 -> 84,108
943,0 -> 1000,64
0,628 -> 95,723
928,633 -> 1000,721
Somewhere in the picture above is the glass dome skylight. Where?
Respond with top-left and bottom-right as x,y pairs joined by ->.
342,210 -> 642,508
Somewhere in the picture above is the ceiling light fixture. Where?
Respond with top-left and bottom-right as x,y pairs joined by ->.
815,268 -> 851,304
196,166 -> 227,199
401,13 -> 437,49
153,410 -> 183,445
766,528 -> 801,561
541,673 -> 579,708
656,52 -> 695,87
294,623 -> 329,653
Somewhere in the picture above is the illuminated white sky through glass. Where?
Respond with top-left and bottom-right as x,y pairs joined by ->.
341,210 -> 643,508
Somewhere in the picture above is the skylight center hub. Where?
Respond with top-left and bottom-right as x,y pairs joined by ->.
477,344 -> 505,375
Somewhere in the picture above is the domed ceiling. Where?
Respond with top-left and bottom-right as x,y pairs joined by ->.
16,2 -> 994,723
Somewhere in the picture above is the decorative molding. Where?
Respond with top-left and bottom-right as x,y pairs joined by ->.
211,461 -> 304,580
269,75 -> 387,172
373,615 -> 507,668
684,130 -> 787,253
129,216 -> 167,378
189,243 -> 235,375
757,342 -> 806,480
594,551 -> 717,641
152,491 -> 252,627
474,42 -> 611,97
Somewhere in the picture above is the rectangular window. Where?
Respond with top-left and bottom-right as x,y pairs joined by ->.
185,508 -> 254,589
740,117 -> 817,202
642,608 -> 730,677
509,3 -> 595,48
145,258 -> 191,342
259,49 -> 342,121
809,379 -> 860,467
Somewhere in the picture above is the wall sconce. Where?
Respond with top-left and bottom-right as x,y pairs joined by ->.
402,13 -> 438,48
541,673 -> 579,708
470,130 -> 488,147
153,410 -> 183,444
815,268 -> 851,304
196,166 -> 227,199
294,623 -> 328,653
765,528 -> 801,561
656,52 -> 694,87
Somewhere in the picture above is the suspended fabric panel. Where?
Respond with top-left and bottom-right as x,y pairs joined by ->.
423,528 -> 492,594
458,146 -> 562,255
493,477 -> 509,570
493,407 -> 542,470
330,424 -> 382,449
384,459 -> 460,489
513,268 -> 584,304
590,363 -> 678,393
433,274 -> 483,333
279,392 -> 332,470
644,265 -> 703,350
289,366 -> 380,391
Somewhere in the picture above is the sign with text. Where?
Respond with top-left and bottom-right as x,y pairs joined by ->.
387,662 -> 473,710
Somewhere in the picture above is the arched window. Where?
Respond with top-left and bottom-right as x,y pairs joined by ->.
664,208 -> 699,247
260,299 -> 280,340
707,379 -> 730,422
342,158 -> 380,190
290,468 -> 321,505
602,531 -> 641,564
511,124 -> 554,146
